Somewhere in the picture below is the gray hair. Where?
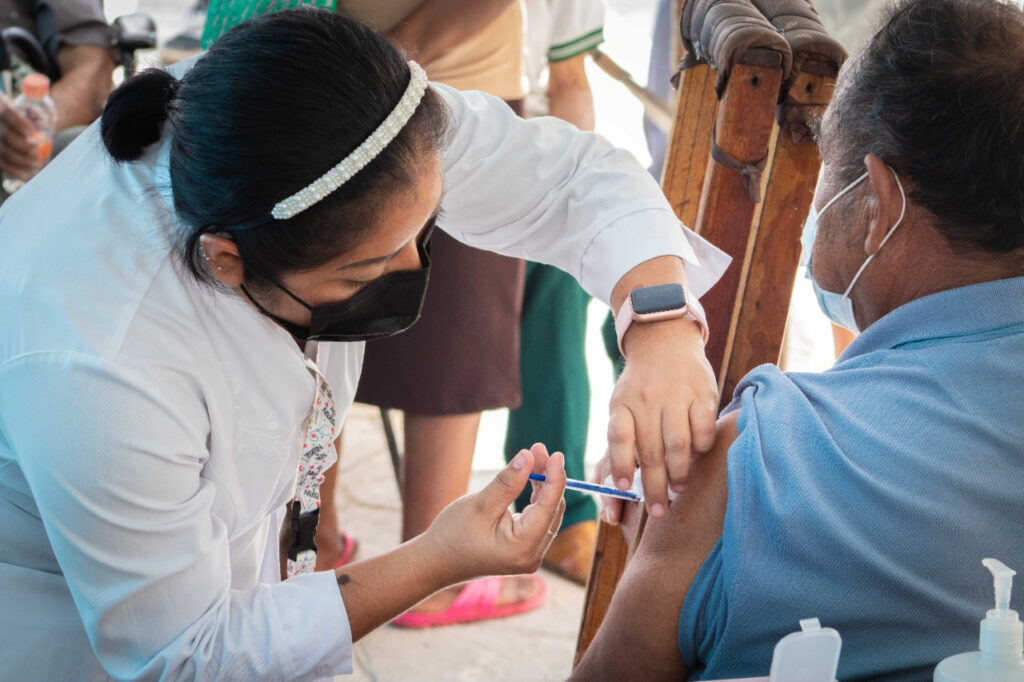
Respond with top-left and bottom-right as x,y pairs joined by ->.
824,0 -> 1024,253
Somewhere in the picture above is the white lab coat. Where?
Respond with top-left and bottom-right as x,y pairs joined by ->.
0,81 -> 728,681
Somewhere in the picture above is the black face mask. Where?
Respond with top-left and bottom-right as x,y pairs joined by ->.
241,232 -> 432,343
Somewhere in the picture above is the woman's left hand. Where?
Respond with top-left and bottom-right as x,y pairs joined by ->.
607,316 -> 718,519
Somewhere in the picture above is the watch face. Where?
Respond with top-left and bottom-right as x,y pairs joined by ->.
631,283 -> 687,315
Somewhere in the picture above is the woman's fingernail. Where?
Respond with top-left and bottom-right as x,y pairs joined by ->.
511,452 -> 525,470
650,503 -> 666,519
616,478 -> 631,491
602,507 -> 615,524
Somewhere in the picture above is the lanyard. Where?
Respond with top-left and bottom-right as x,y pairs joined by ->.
286,345 -> 339,578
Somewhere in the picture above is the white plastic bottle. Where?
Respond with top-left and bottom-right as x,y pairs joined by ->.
2,73 -> 58,195
935,558 -> 1024,682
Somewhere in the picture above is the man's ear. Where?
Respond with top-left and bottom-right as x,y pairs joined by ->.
862,154 -> 903,256
199,233 -> 245,287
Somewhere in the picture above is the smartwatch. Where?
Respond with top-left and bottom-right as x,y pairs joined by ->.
614,283 -> 709,355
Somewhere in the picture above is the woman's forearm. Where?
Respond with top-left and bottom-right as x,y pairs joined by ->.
52,45 -> 115,130
547,55 -> 596,132
334,533 -> 450,641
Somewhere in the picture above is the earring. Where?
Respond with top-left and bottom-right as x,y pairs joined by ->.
202,251 -> 222,271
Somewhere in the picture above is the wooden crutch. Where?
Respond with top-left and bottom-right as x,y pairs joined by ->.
719,0 -> 847,399
575,0 -> 845,664
575,2 -> 789,661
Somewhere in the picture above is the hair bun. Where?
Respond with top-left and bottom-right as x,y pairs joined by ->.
101,68 -> 179,162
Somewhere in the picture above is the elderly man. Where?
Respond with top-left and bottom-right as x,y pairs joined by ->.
572,0 -> 1024,679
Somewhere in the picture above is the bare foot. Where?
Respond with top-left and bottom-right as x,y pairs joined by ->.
410,575 -> 543,613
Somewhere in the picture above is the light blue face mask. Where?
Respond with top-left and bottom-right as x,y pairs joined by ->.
801,167 -> 907,332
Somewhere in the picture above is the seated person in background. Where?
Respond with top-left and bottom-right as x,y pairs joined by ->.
0,0 -> 115,181
572,0 -> 1024,679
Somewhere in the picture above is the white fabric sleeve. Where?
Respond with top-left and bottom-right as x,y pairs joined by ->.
547,0 -> 605,62
435,82 -> 730,305
0,352 -> 353,682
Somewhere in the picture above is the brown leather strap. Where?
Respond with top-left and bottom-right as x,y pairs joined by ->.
750,1 -> 847,141
750,0 -> 846,80
709,121 -> 768,203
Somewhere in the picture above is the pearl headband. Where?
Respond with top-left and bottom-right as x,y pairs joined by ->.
270,61 -> 429,221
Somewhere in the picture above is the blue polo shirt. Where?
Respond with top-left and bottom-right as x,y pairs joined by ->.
680,276 -> 1024,681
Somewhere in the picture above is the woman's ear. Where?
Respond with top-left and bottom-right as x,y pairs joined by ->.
862,154 -> 902,256
199,234 -> 245,287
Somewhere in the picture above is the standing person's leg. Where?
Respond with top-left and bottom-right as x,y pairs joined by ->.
355,229 -> 543,626
504,262 -> 596,584
400,412 -> 481,540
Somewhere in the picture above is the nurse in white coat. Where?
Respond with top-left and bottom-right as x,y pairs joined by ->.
0,9 -> 728,681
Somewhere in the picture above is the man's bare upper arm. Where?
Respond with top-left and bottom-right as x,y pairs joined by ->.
547,55 -> 595,132
547,55 -> 590,94
52,45 -> 114,129
570,411 -> 738,681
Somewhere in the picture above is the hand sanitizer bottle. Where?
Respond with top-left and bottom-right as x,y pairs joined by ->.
935,558 -> 1024,682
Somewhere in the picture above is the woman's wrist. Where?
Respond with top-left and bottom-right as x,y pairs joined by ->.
336,534 -> 456,641
621,315 -> 705,358
404,530 -> 466,592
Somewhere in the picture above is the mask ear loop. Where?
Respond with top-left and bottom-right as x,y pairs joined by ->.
818,171 -> 868,216
842,167 -> 907,297
267,278 -> 314,310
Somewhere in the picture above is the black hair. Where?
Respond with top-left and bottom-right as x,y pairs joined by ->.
100,8 -> 451,286
828,0 -> 1024,253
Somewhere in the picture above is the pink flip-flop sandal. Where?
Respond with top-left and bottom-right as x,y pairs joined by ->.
332,530 -> 359,569
390,575 -> 547,628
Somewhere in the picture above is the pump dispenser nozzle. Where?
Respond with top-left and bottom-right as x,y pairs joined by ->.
935,558 -> 1024,681
985,559 -> 1017,615
979,558 -> 1024,665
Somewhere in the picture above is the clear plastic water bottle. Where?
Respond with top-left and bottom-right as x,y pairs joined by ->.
2,73 -> 58,195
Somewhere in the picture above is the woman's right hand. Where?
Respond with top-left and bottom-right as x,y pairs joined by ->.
338,443 -> 565,641
422,443 -> 567,583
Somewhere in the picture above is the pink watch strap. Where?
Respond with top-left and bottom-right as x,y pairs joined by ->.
614,287 -> 709,356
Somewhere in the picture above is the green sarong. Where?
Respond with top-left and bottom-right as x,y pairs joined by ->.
202,0 -> 335,48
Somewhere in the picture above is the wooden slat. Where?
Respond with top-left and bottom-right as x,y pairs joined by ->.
719,71 -> 835,401
660,63 -> 718,225
573,523 -> 631,664
695,60 -> 785,381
